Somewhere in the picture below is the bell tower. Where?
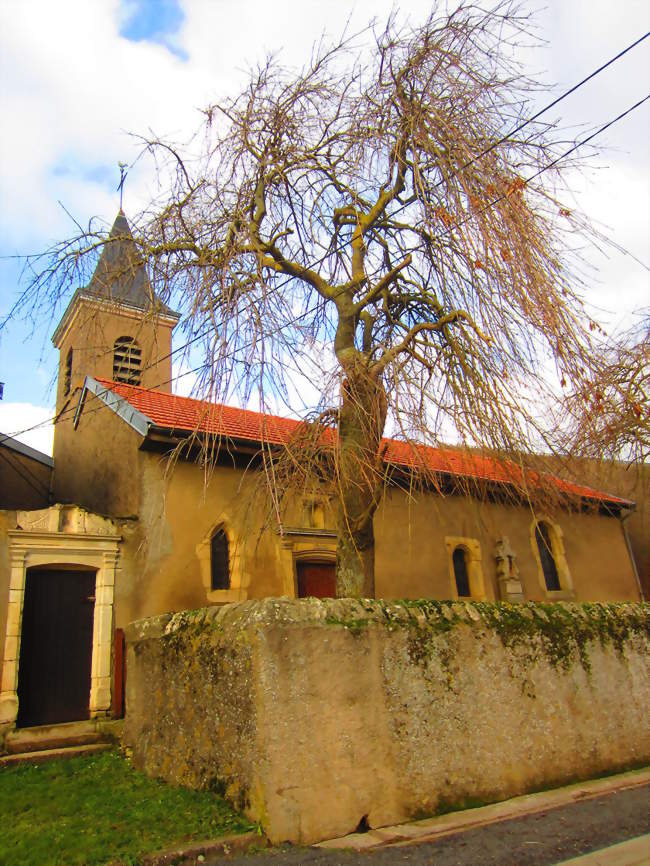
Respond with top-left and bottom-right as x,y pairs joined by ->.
51,210 -> 180,417
50,211 -> 180,506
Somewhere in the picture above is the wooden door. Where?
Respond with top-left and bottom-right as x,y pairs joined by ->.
297,561 -> 336,598
17,569 -> 96,728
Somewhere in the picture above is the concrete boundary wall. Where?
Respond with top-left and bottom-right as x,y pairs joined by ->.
124,598 -> 650,844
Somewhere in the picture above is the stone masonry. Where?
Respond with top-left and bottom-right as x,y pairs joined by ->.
124,598 -> 650,844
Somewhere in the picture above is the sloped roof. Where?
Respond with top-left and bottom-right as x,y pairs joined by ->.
87,210 -> 155,308
52,211 -> 179,346
0,432 -> 54,467
86,376 -> 632,509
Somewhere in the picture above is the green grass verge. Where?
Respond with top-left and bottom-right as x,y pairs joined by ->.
0,749 -> 255,866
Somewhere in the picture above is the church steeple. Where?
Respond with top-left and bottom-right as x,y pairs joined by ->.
51,210 -> 180,413
87,210 -> 152,309
53,211 -> 178,332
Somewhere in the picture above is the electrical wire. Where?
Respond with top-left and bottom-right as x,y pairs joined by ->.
140,29 -> 650,373
2,35 -> 649,447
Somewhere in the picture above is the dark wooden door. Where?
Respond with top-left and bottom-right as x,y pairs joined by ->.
17,569 -> 96,728
297,562 -> 336,598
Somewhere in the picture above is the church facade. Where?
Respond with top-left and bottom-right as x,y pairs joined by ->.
0,212 -> 644,741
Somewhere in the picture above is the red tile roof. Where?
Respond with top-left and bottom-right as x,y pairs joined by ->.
95,377 -> 300,445
93,378 -> 631,508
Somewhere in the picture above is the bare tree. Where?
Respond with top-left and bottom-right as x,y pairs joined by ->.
562,314 -> 649,464
16,2 -> 626,597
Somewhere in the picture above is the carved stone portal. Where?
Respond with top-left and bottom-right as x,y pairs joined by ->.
0,505 -> 121,730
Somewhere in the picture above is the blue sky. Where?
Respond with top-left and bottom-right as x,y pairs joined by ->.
119,0 -> 188,59
0,0 -> 648,454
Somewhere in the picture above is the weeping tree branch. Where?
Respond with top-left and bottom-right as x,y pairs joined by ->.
14,1 -> 635,597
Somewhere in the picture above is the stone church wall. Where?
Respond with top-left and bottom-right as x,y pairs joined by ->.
44,383 -> 643,639
124,597 -> 650,844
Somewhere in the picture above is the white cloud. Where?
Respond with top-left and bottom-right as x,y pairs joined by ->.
2,0 -> 647,254
0,0 -> 201,244
0,0 -> 648,412
0,0 -> 443,247
0,403 -> 55,456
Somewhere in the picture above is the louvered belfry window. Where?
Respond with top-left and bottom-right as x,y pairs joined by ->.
113,336 -> 142,385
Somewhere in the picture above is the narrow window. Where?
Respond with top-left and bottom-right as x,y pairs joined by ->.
210,529 -> 230,591
452,546 -> 471,597
63,347 -> 73,396
536,522 -> 561,591
113,336 -> 142,385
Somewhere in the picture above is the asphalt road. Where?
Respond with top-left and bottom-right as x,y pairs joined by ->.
205,783 -> 650,866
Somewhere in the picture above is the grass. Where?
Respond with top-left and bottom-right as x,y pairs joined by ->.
0,749 -> 255,866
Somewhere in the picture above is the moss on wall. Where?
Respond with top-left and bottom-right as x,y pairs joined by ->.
325,598 -> 649,674
125,598 -> 650,844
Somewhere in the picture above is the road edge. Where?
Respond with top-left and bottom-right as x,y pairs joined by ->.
316,766 -> 650,851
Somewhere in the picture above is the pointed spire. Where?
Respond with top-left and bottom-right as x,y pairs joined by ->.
52,210 -> 179,349
87,211 -> 154,310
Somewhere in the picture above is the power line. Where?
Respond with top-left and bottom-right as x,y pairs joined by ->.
3,37 -> 650,446
4,89 -> 649,446
452,30 -> 649,179
0,448 -> 50,497
134,28 -> 650,370
0,302 -> 317,446
430,93 -> 650,245
37,29 -> 650,383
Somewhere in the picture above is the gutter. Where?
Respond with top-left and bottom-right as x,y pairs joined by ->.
74,376 -> 153,437
620,507 -> 644,601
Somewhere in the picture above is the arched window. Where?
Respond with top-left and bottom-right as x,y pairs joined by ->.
113,336 -> 142,385
535,521 -> 561,591
445,537 -> 485,601
452,546 -> 471,598
210,529 -> 230,591
63,347 -> 73,396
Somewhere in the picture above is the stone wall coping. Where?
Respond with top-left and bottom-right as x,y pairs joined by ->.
126,597 -> 650,646
125,612 -> 174,643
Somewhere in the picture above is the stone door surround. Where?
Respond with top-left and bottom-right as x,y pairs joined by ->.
0,505 -> 120,729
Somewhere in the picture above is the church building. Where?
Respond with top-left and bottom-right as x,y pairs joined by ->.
0,211 -> 645,746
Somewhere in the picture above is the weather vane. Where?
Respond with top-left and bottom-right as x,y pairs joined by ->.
117,162 -> 128,210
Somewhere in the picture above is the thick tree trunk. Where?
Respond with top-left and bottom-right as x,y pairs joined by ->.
334,367 -> 387,598
335,516 -> 375,597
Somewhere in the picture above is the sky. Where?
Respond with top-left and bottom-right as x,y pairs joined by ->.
0,0 -> 648,455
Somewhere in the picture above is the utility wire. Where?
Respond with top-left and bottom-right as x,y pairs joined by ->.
3,37 -> 650,447
4,89 -> 649,446
130,28 -> 650,374
0,447 -> 51,497
11,27 -> 646,386
452,30 -> 649,178
431,93 -> 650,244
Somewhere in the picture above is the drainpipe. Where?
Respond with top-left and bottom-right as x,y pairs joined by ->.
621,508 -> 644,601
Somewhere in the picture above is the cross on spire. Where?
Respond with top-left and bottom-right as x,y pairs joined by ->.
117,162 -> 128,211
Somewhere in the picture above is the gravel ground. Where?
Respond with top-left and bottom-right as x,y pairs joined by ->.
204,783 -> 650,866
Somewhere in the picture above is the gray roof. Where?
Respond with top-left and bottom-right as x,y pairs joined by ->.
0,433 -> 54,467
52,211 -> 179,345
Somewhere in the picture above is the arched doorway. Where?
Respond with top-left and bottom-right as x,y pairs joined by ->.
17,567 -> 96,727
